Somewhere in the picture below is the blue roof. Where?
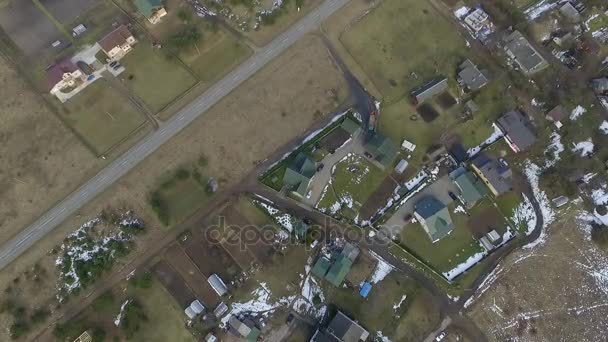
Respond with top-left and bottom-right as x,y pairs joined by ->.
359,282 -> 372,298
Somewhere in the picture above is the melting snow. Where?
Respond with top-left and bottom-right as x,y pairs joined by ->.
572,139 -> 594,157
570,105 -> 587,120
511,195 -> 537,235
443,249 -> 487,281
544,132 -> 564,168
600,121 -> 608,135
521,161 -> 555,249
524,0 -> 560,21
393,295 -> 407,311
114,299 -> 131,326
369,251 -> 394,283
592,185 -> 608,205
467,124 -> 504,157
453,205 -> 466,214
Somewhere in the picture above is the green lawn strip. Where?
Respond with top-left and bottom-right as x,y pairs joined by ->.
316,184 -> 340,212
31,0 -> 73,42
236,197 -> 277,227
60,82 -> 147,154
340,0 -> 469,101
322,272 -> 437,340
332,154 -> 387,210
120,40 -> 197,113
495,192 -> 522,222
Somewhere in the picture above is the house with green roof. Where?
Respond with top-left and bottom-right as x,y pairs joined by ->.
293,220 -> 310,239
311,243 -> 359,287
134,0 -> 167,24
364,133 -> 398,168
282,153 -> 316,197
339,116 -> 361,135
449,167 -> 487,208
413,196 -> 454,243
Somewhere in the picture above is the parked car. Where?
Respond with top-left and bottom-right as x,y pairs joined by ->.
109,61 -> 117,67
364,152 -> 373,158
448,191 -> 458,201
404,214 -> 412,222
435,331 -> 446,341
286,313 -> 295,325
317,163 -> 324,172
112,64 -> 122,71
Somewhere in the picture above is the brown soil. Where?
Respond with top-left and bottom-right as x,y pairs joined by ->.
152,260 -> 195,309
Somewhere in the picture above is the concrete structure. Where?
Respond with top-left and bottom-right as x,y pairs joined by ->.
135,0 -> 167,24
496,111 -> 537,153
283,152 -> 316,197
449,167 -> 486,207
395,159 -> 409,174
207,274 -> 228,296
46,58 -> 85,94
457,59 -> 489,91
213,302 -> 229,317
413,196 -> 454,243
311,311 -> 369,342
411,78 -> 448,104
503,30 -> 549,75
401,139 -> 416,152
463,7 -> 494,38
98,25 -> 137,60
471,154 -> 513,196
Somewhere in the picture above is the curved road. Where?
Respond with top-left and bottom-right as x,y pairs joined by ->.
0,0 -> 350,270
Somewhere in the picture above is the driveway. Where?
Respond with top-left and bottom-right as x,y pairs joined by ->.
304,130 -> 367,206
381,175 -> 459,238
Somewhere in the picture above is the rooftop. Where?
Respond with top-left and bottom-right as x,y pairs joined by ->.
134,0 -> 164,18
414,196 -> 454,242
98,25 -> 134,52
411,77 -> 448,104
472,154 -> 513,195
458,59 -> 489,90
283,153 -> 316,196
46,57 -> 79,90
450,167 -> 487,206
364,134 -> 398,167
503,30 -> 549,75
496,111 -> 537,152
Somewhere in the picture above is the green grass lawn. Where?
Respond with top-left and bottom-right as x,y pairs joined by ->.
398,204 -> 483,273
587,12 -> 608,32
120,41 -> 197,113
158,178 -> 210,226
323,272 -> 439,341
340,0 -> 469,102
61,81 -> 147,154
495,191 -> 522,221
68,1 -> 122,46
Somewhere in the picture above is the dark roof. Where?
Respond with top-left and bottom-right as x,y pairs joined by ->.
326,311 -> 370,342
496,111 -> 536,151
283,153 -> 316,196
98,25 -> 133,52
591,77 -> 608,94
46,57 -> 79,90
472,154 -> 513,195
503,31 -> 548,75
364,134 -> 398,167
546,105 -> 567,122
134,0 -> 164,18
458,59 -> 489,90
449,143 -> 469,163
325,254 -> 353,287
411,78 -> 448,103
339,117 -> 361,135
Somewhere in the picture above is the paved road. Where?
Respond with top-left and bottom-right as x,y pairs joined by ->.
0,0 -> 350,271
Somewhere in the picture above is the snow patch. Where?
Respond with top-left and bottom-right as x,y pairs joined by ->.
570,105 -> 587,120
571,139 -> 594,157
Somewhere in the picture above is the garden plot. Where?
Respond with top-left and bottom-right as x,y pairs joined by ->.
315,153 -> 387,221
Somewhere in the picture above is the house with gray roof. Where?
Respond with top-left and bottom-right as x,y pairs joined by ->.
364,134 -> 398,168
591,77 -> 608,94
413,196 -> 454,243
457,59 -> 489,91
496,111 -> 537,153
471,154 -> 513,197
502,31 -> 549,75
449,167 -> 487,207
283,153 -> 316,197
310,311 -> 369,342
411,78 -> 448,104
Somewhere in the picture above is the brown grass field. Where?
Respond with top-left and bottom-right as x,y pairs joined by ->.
0,33 -> 349,340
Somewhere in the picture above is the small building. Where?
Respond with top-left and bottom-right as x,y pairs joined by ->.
471,154 -> 513,196
457,59 -> 489,91
426,144 -> 447,162
359,282 -> 372,298
282,152 -> 316,197
310,311 -> 370,342
591,77 -> 608,95
205,333 -> 218,342
73,331 -> 92,342
228,316 -> 261,342
135,0 -> 167,24
364,134 -> 398,168
413,196 -> 454,243
46,58 -> 85,94
98,25 -> 137,60
480,229 -> 502,251
545,105 -> 567,128
559,2 -> 581,22
207,274 -> 228,296
411,78 -> 448,104
449,167 -> 487,207
184,299 -> 205,319
463,7 -> 494,38
552,31 -> 573,47
552,195 -> 569,208
502,30 -> 549,76
311,256 -> 332,279
495,111 -> 537,153
339,116 -> 362,136
401,139 -> 417,153
449,143 -> 469,164
312,243 -> 359,287
394,159 -> 409,174
213,302 -> 229,318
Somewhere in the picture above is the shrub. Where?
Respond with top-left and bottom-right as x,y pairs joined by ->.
53,319 -> 86,340
169,26 -> 201,50
597,205 -> 608,216
121,300 -> 148,338
149,192 -> 169,225
129,272 -> 153,289
30,308 -> 50,325
10,321 -> 29,339
175,168 -> 190,180
92,327 -> 106,342
92,292 -> 115,312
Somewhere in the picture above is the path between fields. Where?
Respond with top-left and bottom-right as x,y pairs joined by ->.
0,0 -> 351,271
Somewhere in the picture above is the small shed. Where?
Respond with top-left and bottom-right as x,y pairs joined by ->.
359,282 -> 372,298
546,105 -> 567,124
464,100 -> 479,114
552,195 -> 569,208
395,159 -> 409,174
208,274 -> 228,296
411,78 -> 448,104
401,139 -> 417,152
185,299 -> 205,319
213,302 -> 229,317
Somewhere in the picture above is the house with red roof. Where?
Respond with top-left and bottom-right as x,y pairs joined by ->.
46,58 -> 84,94
98,25 -> 137,60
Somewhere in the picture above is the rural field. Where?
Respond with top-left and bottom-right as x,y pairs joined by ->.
0,33 -> 350,340
0,56 -> 106,247
467,204 -> 608,341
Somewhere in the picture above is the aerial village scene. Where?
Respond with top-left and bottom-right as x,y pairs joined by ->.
1,0 -> 608,341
